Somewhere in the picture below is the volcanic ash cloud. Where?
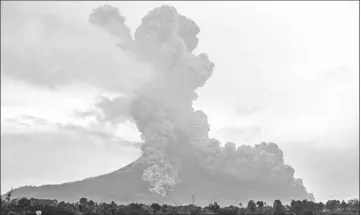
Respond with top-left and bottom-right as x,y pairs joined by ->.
89,5 -> 314,200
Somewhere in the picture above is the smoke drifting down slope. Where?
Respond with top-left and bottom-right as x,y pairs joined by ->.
88,4 -> 314,200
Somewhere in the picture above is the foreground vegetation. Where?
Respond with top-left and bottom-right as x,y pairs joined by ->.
1,194 -> 359,215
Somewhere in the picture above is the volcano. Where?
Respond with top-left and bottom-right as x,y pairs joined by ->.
8,4 -> 314,205
10,154 -> 312,205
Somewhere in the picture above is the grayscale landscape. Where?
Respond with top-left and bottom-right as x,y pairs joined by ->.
0,1 -> 359,215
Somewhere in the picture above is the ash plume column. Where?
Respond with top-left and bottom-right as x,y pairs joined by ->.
129,5 -> 215,196
89,5 -> 214,196
88,5 -> 314,200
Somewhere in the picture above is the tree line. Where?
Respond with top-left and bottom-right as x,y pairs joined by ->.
1,195 -> 359,215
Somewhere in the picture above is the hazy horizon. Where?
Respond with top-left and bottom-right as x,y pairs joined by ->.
1,1 -> 359,203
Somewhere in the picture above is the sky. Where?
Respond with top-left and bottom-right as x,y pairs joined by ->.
1,1 -> 359,202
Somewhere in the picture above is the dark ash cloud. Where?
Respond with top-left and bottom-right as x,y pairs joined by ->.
85,4 -> 314,200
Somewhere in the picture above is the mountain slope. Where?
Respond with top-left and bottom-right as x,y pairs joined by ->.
10,157 -> 311,206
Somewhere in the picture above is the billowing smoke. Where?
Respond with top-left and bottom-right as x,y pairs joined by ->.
89,5 -> 314,199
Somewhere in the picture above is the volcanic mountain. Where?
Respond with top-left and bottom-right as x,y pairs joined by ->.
10,152 -> 312,205
8,4 -> 314,205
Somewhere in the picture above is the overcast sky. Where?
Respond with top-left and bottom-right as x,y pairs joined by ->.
1,1 -> 359,202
